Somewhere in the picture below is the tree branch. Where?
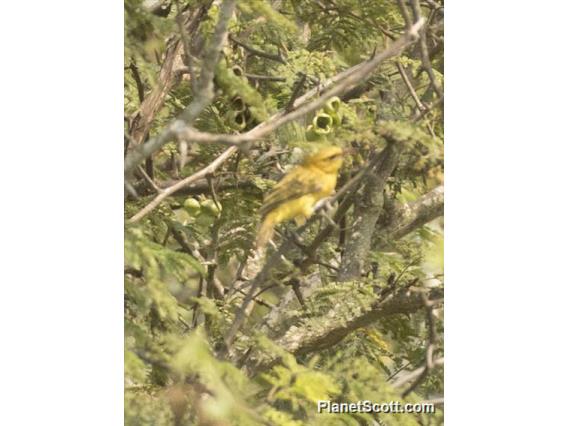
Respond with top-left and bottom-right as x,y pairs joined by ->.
392,357 -> 444,388
244,287 -> 443,372
410,0 -> 443,99
128,146 -> 237,223
375,185 -> 444,250
396,61 -> 426,111
337,142 -> 403,281
229,35 -> 286,64
125,0 -> 236,174
127,5 -> 209,147
124,18 -> 425,173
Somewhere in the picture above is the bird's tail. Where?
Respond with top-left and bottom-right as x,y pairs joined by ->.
256,214 -> 276,251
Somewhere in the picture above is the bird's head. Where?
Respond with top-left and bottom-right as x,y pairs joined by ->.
303,146 -> 349,174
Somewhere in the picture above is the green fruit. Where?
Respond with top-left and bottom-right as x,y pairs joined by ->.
232,65 -> 244,77
324,96 -> 341,114
324,96 -> 342,126
305,125 -> 322,141
200,199 -> 222,217
183,197 -> 201,216
231,95 -> 246,112
312,112 -> 333,135
233,111 -> 247,130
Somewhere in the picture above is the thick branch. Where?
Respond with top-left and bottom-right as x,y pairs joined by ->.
245,287 -> 443,372
338,142 -> 403,281
283,288 -> 442,355
376,185 -> 444,249
128,40 -> 184,146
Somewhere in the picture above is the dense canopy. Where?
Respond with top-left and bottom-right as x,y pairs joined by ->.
124,0 -> 444,424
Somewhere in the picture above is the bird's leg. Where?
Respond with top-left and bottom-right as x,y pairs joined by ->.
314,196 -> 335,212
314,197 -> 339,229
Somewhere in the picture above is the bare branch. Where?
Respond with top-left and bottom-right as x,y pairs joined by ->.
401,291 -> 440,397
128,62 -> 146,103
178,0 -> 235,123
124,18 -> 425,173
137,166 -> 163,194
410,0 -> 443,99
391,357 -> 444,388
244,73 -> 286,82
244,287 -> 443,372
127,5 -> 209,148
397,0 -> 413,30
412,95 -> 443,122
128,40 -> 184,147
376,185 -> 444,249
174,0 -> 198,92
229,35 -> 286,64
125,0 -> 236,173
396,61 -> 426,111
128,147 -> 237,223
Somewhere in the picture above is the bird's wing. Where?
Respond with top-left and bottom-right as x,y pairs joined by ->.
259,168 -> 324,217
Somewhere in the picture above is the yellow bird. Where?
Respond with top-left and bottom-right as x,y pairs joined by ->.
256,146 -> 347,250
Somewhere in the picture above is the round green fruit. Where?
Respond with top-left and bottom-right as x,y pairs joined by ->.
200,199 -> 222,217
183,197 -> 201,216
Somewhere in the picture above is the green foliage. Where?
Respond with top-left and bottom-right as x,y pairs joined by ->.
125,0 -> 443,424
239,0 -> 298,37
215,59 -> 270,122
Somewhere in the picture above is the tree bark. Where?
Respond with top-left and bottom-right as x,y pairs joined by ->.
337,142 -> 402,281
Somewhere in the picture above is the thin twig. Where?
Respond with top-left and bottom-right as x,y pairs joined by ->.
128,62 -> 146,103
412,95 -> 443,122
137,165 -> 163,193
285,73 -> 307,112
128,147 -> 237,223
229,34 -> 286,64
244,73 -> 286,82
410,0 -> 443,99
397,0 -> 413,30
392,357 -> 444,388
396,61 -> 426,111
401,292 -> 440,397
174,0 -> 198,92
